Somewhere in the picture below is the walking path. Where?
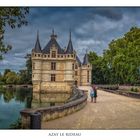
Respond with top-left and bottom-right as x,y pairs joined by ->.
42,86 -> 140,129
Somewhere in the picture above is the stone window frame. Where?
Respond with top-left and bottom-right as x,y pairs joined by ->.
51,62 -> 56,70
51,74 -> 56,82
72,63 -> 75,70
75,64 -> 78,69
87,70 -> 89,82
33,62 -> 35,70
52,51 -> 56,58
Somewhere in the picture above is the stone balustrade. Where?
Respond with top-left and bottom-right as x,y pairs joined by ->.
20,89 -> 87,129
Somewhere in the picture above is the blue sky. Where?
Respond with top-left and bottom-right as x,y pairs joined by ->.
1,7 -> 140,73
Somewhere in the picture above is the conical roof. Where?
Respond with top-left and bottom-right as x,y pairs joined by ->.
83,51 -> 89,65
65,31 -> 74,54
33,31 -> 42,53
76,55 -> 81,66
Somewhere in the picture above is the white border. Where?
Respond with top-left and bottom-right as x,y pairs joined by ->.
0,130 -> 140,140
0,0 -> 140,6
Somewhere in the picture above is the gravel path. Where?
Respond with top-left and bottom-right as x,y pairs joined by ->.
42,86 -> 140,129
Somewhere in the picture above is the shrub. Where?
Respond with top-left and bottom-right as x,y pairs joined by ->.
134,88 -> 138,92
131,87 -> 134,92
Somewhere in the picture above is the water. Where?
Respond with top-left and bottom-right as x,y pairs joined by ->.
0,87 -> 32,129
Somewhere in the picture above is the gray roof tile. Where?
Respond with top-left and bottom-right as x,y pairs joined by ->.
76,55 -> 81,66
42,32 -> 64,54
83,53 -> 89,65
65,31 -> 74,54
33,31 -> 42,53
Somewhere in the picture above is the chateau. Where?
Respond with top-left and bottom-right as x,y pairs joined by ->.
31,30 -> 92,104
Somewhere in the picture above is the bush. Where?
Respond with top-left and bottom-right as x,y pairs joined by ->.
134,88 -> 138,92
131,87 -> 134,92
9,118 -> 22,129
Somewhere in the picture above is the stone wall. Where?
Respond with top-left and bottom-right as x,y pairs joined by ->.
20,89 -> 87,129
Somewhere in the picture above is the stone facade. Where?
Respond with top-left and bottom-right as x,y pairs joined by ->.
31,30 -> 92,104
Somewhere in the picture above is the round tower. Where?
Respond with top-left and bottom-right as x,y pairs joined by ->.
81,51 -> 92,86
31,31 -> 42,103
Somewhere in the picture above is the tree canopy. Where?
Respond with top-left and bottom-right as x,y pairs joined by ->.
0,7 -> 29,60
89,27 -> 140,85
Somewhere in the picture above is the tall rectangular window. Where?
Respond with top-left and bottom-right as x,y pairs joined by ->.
75,71 -> 78,76
72,63 -> 74,70
52,51 -> 56,58
51,62 -> 56,70
33,62 -> 35,69
51,74 -> 56,81
87,71 -> 89,82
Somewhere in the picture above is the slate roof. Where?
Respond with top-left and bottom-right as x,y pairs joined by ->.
76,55 -> 81,66
65,31 -> 74,54
83,53 -> 89,65
33,31 -> 42,53
42,32 -> 65,54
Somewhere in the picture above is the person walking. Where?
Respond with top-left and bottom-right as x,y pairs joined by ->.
93,85 -> 97,103
90,86 -> 94,102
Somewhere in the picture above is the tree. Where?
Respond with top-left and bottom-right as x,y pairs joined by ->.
25,54 -> 32,84
5,71 -> 18,84
17,54 -> 32,84
103,27 -> 140,84
0,7 -> 29,60
88,26 -> 140,85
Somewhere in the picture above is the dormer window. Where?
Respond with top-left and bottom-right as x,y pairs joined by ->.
52,51 -> 56,58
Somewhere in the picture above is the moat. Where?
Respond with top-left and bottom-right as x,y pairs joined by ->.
0,87 -> 67,129
0,87 -> 32,129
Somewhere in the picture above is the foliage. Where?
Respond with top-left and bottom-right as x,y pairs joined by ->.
9,118 -> 22,129
0,54 -> 32,85
131,87 -> 134,92
5,71 -> 17,84
89,27 -> 140,85
0,7 -> 29,60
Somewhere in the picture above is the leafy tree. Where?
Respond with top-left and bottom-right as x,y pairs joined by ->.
89,27 -> 140,85
16,54 -> 32,84
17,70 -> 28,84
5,71 -> 18,84
0,7 -> 29,60
25,54 -> 32,84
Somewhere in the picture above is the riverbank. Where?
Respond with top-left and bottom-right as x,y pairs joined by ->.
0,84 -> 32,89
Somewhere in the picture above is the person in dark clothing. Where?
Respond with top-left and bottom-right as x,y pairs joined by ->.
92,85 -> 97,103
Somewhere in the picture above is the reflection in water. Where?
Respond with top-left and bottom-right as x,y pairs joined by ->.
0,87 -> 32,129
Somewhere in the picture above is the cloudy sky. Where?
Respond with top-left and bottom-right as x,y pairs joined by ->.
1,7 -> 140,72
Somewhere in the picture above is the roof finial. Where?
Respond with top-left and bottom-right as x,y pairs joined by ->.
51,29 -> 57,39
86,49 -> 88,54
69,28 -> 71,40
37,30 -> 39,39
